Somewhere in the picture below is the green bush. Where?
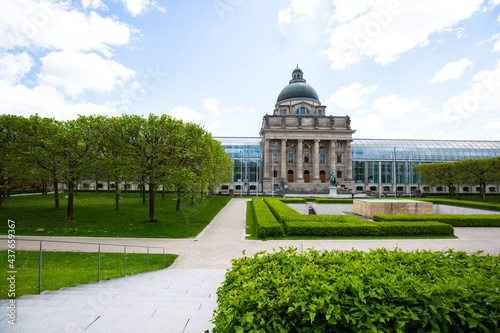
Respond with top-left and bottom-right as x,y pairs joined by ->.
251,198 -> 284,237
280,198 -> 307,203
212,248 -> 500,332
373,214 -> 500,227
414,198 -> 500,211
314,198 -> 354,204
259,197 -> 454,237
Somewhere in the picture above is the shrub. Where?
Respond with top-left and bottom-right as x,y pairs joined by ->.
414,198 -> 500,211
251,198 -> 284,237
375,222 -> 454,236
280,198 -> 307,203
373,214 -> 500,227
314,198 -> 354,204
284,220 -> 380,236
212,248 -> 500,332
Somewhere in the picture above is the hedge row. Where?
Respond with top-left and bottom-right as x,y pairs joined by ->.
279,198 -> 307,203
314,198 -> 354,204
212,248 -> 500,332
260,198 -> 453,238
251,198 -> 284,237
284,220 -> 453,236
373,214 -> 500,227
414,198 -> 500,211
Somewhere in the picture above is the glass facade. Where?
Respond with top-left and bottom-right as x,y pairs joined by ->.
216,137 -> 500,192
215,137 -> 262,189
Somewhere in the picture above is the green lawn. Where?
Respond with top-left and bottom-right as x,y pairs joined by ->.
0,250 -> 178,298
0,192 -> 231,238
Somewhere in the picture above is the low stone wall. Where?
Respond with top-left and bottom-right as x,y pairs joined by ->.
353,200 -> 433,218
433,204 -> 500,215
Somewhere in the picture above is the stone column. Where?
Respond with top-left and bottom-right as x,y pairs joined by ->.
313,139 -> 320,182
264,139 -> 270,179
330,140 -> 336,179
296,139 -> 303,183
346,140 -> 353,180
281,139 -> 287,181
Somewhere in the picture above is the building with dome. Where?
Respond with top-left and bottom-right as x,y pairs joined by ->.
213,66 -> 500,196
260,66 -> 355,194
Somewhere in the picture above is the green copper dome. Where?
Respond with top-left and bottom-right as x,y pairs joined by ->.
277,82 -> 320,103
277,67 -> 319,103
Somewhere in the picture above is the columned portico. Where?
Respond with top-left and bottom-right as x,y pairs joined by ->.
296,139 -> 304,183
313,139 -> 320,182
264,139 -> 270,179
281,139 -> 287,180
330,140 -> 336,179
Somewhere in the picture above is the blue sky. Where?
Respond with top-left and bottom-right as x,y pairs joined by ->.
1,0 -> 500,140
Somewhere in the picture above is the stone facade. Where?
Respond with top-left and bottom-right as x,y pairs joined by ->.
260,67 -> 356,194
353,199 -> 433,218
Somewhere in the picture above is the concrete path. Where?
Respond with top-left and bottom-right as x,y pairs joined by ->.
1,198 -> 500,332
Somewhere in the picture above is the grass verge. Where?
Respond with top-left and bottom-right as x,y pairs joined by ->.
0,250 -> 177,298
0,192 -> 231,238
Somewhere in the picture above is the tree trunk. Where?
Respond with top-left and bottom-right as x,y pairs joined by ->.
201,191 -> 205,200
162,186 -> 165,200
66,182 -> 74,220
176,187 -> 182,211
54,179 -> 60,209
107,180 -> 110,196
115,185 -> 120,211
148,182 -> 155,221
95,180 -> 99,193
191,195 -> 195,205
142,184 -> 146,205
124,184 -> 128,196
481,182 -> 487,202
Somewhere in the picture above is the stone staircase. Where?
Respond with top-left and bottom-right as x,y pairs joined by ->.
0,268 -> 226,333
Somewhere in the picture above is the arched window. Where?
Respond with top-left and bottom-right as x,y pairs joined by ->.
397,186 -> 404,192
221,185 -> 229,190
295,107 -> 310,115
356,186 -> 363,191
337,170 -> 342,179
463,187 -> 470,192
287,170 -> 294,182
489,187 -> 496,192
384,186 -> 390,192
370,186 -> 377,191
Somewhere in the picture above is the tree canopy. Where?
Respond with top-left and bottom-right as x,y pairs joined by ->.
1,114 -> 233,221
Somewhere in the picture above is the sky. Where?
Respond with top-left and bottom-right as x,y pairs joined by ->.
1,0 -> 500,140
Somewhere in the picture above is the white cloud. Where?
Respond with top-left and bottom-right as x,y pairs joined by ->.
278,7 -> 292,27
327,82 -> 376,109
434,60 -> 500,123
168,106 -> 204,123
0,52 -> 34,83
330,0 -> 373,23
429,58 -> 474,84
0,81 -> 121,120
121,0 -> 166,17
203,97 -> 222,114
484,117 -> 500,130
278,0 -> 320,29
0,0 -> 133,55
82,0 -> 107,10
38,51 -> 135,96
351,113 -> 387,138
322,0 -> 483,69
372,94 -> 421,118
493,34 -> 500,52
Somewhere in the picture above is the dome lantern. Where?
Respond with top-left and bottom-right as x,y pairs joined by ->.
276,66 -> 320,104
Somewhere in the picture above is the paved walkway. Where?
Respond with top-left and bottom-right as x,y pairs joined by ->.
1,198 -> 500,332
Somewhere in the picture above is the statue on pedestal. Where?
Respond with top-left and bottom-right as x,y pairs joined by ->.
329,171 -> 337,187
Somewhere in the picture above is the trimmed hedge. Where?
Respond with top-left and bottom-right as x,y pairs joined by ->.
251,198 -> 284,237
284,220 -> 453,236
314,198 -> 354,204
259,198 -> 453,238
373,214 -> 500,227
212,248 -> 500,332
413,198 -> 500,211
280,198 -> 307,203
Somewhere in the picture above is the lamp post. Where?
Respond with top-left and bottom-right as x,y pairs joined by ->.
271,157 -> 274,197
394,147 -> 397,198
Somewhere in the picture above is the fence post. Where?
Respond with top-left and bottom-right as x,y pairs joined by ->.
98,244 -> 101,282
38,241 -> 42,294
124,246 -> 126,277
147,247 -> 149,272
